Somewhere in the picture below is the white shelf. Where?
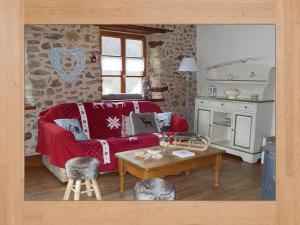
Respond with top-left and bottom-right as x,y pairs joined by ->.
207,79 -> 268,82
207,79 -> 267,85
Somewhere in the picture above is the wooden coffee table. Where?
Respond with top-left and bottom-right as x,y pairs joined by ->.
115,146 -> 224,192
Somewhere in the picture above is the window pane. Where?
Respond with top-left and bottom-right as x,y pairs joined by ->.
126,39 -> 143,57
126,77 -> 142,94
102,70 -> 121,76
102,77 -> 121,94
126,71 -> 143,76
126,58 -> 144,76
102,36 -> 121,56
101,56 -> 122,73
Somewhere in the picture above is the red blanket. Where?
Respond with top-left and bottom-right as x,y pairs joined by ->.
81,101 -> 162,139
77,134 -> 161,172
36,101 -> 188,172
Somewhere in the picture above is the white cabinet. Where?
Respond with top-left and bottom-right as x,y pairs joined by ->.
233,114 -> 252,150
210,111 -> 232,148
196,109 -> 211,136
195,97 -> 274,163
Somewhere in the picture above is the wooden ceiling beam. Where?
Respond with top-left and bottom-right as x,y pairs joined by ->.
97,25 -> 172,35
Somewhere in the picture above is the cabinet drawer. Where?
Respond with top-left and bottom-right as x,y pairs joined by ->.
195,99 -> 209,107
238,103 -> 257,112
211,101 -> 236,109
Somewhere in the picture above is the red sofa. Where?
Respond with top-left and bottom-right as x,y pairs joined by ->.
36,100 -> 188,173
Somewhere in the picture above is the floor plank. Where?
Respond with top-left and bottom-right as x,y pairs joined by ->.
24,154 -> 262,201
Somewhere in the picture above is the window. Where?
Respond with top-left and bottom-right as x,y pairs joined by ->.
100,31 -> 146,95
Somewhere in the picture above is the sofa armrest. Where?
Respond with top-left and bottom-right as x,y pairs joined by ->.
36,120 -> 84,168
170,115 -> 189,132
40,121 -> 75,140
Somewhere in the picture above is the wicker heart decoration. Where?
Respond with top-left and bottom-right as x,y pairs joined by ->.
49,47 -> 86,83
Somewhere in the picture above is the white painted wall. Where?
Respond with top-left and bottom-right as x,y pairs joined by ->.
196,25 -> 275,135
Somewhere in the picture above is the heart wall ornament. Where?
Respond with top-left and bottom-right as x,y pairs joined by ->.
49,47 -> 86,83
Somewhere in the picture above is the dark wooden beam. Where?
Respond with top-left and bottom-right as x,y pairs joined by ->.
25,104 -> 36,110
97,25 -> 172,35
151,86 -> 168,92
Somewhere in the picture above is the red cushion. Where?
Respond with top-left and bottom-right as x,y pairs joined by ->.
170,115 -> 189,132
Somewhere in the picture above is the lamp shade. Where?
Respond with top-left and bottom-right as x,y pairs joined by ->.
178,57 -> 198,72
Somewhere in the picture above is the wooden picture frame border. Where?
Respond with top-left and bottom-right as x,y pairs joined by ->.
0,0 -> 299,224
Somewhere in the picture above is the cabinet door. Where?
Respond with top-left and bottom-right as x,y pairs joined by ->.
233,114 -> 252,149
196,109 -> 211,136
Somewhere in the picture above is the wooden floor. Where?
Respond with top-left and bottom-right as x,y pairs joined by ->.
25,154 -> 262,201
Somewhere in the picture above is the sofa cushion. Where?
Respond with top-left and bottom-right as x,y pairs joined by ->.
130,112 -> 159,135
170,115 -> 189,132
156,112 -> 173,132
54,119 -> 88,141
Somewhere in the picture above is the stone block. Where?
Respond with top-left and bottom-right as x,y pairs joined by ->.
31,90 -> 44,96
43,100 -> 53,106
28,60 -> 41,69
25,132 -> 32,141
43,33 -> 64,40
31,69 -> 50,75
27,46 -> 40,53
27,40 -> 40,45
41,42 -> 51,49
46,88 -> 55,96
50,79 -> 62,87
30,79 -> 46,89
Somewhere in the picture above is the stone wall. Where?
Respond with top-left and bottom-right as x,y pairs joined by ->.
24,24 -> 197,156
146,25 -> 197,130
25,25 -> 101,155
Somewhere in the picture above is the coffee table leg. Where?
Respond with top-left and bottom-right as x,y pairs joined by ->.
214,154 -> 222,187
118,159 -> 126,192
142,171 -> 152,180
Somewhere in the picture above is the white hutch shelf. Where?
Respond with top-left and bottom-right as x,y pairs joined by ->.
195,63 -> 275,163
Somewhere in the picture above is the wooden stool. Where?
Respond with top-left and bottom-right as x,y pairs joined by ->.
63,157 -> 102,200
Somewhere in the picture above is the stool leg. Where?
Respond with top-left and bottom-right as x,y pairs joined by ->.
63,179 -> 74,200
74,180 -> 82,200
91,179 -> 102,200
85,180 -> 92,197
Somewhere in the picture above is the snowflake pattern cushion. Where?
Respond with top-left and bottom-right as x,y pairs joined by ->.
54,119 -> 88,141
130,112 -> 159,135
156,112 -> 173,132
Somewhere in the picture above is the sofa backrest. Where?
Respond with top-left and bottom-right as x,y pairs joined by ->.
39,100 -> 162,139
